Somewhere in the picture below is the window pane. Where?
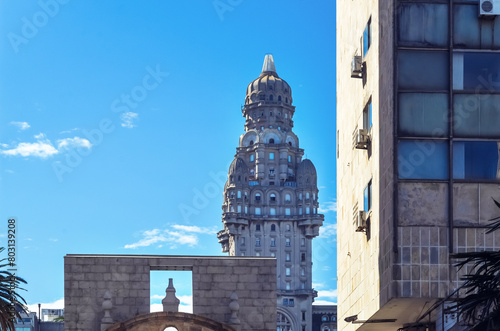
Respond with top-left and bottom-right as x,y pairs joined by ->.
398,51 -> 449,90
363,18 -> 371,56
364,181 -> 372,212
454,5 -> 480,48
398,140 -> 449,179
454,4 -> 500,49
363,101 -> 372,130
453,141 -> 500,180
454,94 -> 500,138
453,52 -> 500,91
398,3 -> 448,47
399,93 -> 449,136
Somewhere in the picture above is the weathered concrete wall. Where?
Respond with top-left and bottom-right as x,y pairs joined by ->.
64,255 -> 276,331
336,0 -> 395,329
106,311 -> 235,331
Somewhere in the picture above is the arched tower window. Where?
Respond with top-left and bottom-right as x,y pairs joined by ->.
269,138 -> 275,144
270,193 -> 276,202
285,194 -> 291,202
269,95 -> 274,101
249,140 -> 254,145
255,193 -> 261,201
278,95 -> 282,102
277,312 -> 292,331
271,224 -> 276,231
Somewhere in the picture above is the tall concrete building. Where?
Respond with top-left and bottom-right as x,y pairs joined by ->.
337,1 -> 500,330
218,55 -> 324,331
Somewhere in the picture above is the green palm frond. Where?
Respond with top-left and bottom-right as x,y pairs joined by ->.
0,247 -> 28,331
449,199 -> 500,330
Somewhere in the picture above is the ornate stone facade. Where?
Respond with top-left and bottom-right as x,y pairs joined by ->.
217,55 -> 324,331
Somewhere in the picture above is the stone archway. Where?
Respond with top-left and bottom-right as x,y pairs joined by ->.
106,311 -> 235,331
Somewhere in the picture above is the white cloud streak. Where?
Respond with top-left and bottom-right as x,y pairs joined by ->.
125,224 -> 218,249
1,134 -> 58,158
0,134 -> 92,159
121,112 -> 138,128
57,137 -> 92,151
10,121 -> 30,130
171,225 -> 217,234
316,289 -> 338,301
319,199 -> 337,214
319,223 -> 337,239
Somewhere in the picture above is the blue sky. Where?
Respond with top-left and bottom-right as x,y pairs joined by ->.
0,0 -> 336,313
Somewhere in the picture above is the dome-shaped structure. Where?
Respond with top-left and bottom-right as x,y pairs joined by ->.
225,157 -> 248,188
297,159 -> 318,187
245,55 -> 292,105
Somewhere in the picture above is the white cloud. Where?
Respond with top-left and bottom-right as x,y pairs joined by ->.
1,134 -> 58,158
319,199 -> 337,214
10,121 -> 30,130
27,299 -> 64,313
313,282 -> 325,289
171,225 -> 217,234
124,228 -> 197,249
121,112 -> 138,128
319,223 -> 337,239
313,300 -> 337,305
317,289 -> 338,299
5,169 -> 14,174
125,224 -> 218,249
57,137 -> 92,151
59,128 -> 79,134
0,134 -> 93,159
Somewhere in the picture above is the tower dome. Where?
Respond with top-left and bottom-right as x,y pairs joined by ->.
297,159 -> 318,187
245,55 -> 293,105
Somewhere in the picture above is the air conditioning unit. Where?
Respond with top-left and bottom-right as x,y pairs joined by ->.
355,211 -> 367,232
480,0 -> 500,16
355,129 -> 370,149
351,55 -> 363,78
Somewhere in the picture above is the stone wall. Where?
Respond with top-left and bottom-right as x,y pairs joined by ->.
64,255 -> 276,331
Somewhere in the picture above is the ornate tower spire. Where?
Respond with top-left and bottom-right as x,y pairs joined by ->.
162,278 -> 180,312
217,55 -> 324,331
261,54 -> 277,74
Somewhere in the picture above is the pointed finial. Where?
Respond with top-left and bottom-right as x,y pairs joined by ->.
162,278 -> 180,312
100,290 -> 114,331
228,292 -> 241,327
262,54 -> 276,73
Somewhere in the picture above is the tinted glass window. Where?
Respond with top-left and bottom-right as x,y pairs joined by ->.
398,140 -> 449,179
453,52 -> 500,91
364,100 -> 372,130
364,181 -> 372,212
454,94 -> 500,138
454,4 -> 500,49
363,18 -> 372,56
398,3 -> 448,47
453,141 -> 500,180
399,93 -> 449,136
398,51 -> 449,90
